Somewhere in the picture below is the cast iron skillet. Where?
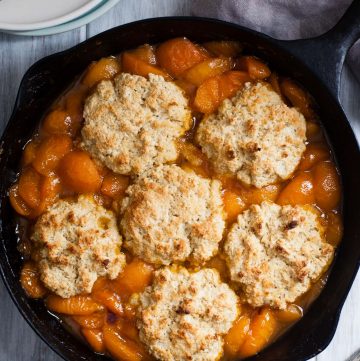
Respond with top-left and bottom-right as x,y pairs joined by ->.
1,2 -> 360,360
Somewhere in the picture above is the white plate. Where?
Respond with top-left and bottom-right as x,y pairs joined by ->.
0,0 -> 103,31
3,0 -> 120,36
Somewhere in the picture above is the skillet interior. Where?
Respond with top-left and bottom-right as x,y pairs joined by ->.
0,17 -> 360,361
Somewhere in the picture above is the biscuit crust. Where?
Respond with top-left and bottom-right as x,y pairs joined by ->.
120,165 -> 225,265
138,267 -> 238,361
31,196 -> 125,298
196,82 -> 306,188
82,73 -> 191,175
224,201 -> 334,309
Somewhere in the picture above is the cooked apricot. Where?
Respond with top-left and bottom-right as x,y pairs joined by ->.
9,184 -> 31,216
299,143 -> 330,171
82,328 -> 105,354
242,184 -> 281,206
224,315 -> 251,356
223,190 -> 246,222
203,40 -> 242,57
306,121 -> 321,140
65,86 -> 87,132
30,175 -> 61,217
275,304 -> 303,323
313,161 -> 341,211
182,58 -> 233,86
239,308 -> 277,358
118,321 -> 140,342
82,57 -> 121,88
235,56 -> 271,80
114,259 -> 153,295
59,150 -> 102,193
130,44 -> 156,64
103,324 -> 147,361
122,52 -> 170,79
20,261 -> 47,299
194,71 -> 251,113
277,172 -> 315,206
18,167 -> 41,209
156,37 -> 208,77
46,295 -> 104,315
281,78 -> 315,119
22,141 -> 38,166
174,79 -> 197,99
92,287 -> 123,316
326,212 -> 343,246
101,173 -> 129,199
73,313 -> 105,329
179,142 -> 210,177
32,135 -> 72,176
269,72 -> 282,96
42,109 -> 72,135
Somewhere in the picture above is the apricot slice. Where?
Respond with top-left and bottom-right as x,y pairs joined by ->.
223,190 -> 246,223
182,58 -> 233,86
156,37 -> 208,77
22,141 -> 38,167
122,52 -> 170,79
82,328 -> 105,353
269,73 -> 282,97
101,173 -> 129,199
235,56 -> 271,79
18,167 -> 41,209
130,44 -> 156,65
194,71 -> 251,114
242,184 -> 281,206
59,150 -> 102,193
20,261 -> 47,299
118,321 -> 140,342
277,172 -> 315,206
239,308 -> 277,358
275,304 -> 303,323
103,324 -> 147,361
42,109 -> 72,135
306,121 -> 321,140
73,313 -> 105,329
326,212 -> 343,246
92,287 -> 123,316
65,85 -> 87,132
9,184 -> 31,216
299,143 -> 330,171
280,78 -> 315,119
205,256 -> 229,279
203,40 -> 242,57
32,135 -> 72,176
313,161 -> 341,211
46,295 -> 104,315
31,175 -> 61,217
224,315 -> 251,356
174,79 -> 197,99
82,57 -> 121,88
178,142 -> 210,177
114,259 -> 153,295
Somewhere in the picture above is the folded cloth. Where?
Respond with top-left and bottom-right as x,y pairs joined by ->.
191,0 -> 360,82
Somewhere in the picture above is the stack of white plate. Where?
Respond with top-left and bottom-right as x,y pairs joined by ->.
0,0 -> 120,36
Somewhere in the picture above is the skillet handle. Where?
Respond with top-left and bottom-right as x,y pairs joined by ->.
272,0 -> 360,100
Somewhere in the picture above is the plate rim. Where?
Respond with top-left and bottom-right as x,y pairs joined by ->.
0,0 -> 103,31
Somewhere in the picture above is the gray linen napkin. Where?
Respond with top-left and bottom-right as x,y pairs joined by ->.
191,0 -> 360,82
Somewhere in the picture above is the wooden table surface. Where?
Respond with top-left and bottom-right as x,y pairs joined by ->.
0,1 -> 359,360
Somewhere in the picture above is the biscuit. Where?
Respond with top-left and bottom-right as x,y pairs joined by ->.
196,82 -> 306,188
31,195 -> 125,298
224,201 -> 334,309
